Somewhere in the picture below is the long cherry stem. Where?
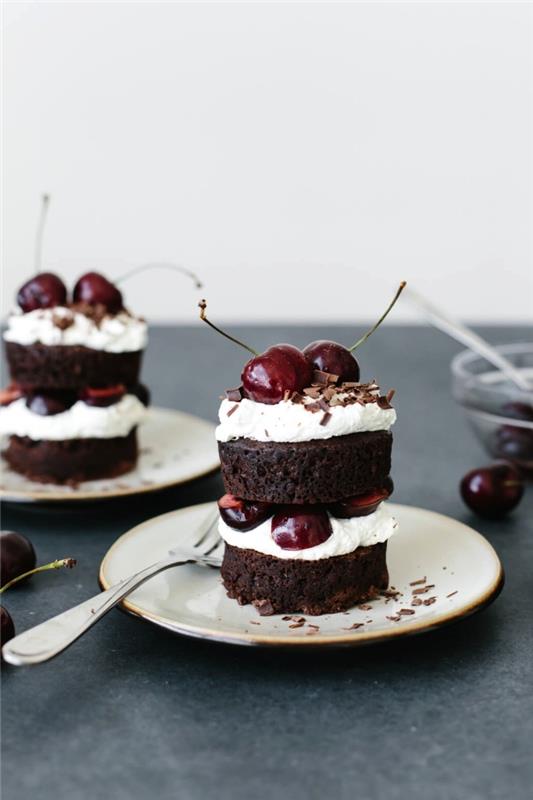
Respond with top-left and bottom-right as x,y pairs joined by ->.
34,193 -> 50,274
0,558 -> 76,595
198,300 -> 258,356
115,262 -> 203,289
349,281 -> 407,352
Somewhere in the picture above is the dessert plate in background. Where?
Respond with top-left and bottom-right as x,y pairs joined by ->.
0,408 -> 219,503
99,501 -> 504,648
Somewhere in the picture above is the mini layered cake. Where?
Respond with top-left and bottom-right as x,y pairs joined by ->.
1,271 -> 148,483
200,285 -> 404,616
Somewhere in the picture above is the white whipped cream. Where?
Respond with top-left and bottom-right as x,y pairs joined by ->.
216,397 -> 396,443
0,394 -> 146,440
3,307 -> 148,353
219,502 -> 398,561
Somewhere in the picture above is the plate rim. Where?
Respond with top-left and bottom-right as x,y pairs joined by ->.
0,407 -> 220,504
99,501 -> 505,648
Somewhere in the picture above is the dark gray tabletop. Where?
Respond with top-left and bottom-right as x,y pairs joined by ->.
2,325 -> 532,800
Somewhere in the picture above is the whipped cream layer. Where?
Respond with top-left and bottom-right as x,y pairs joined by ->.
216,397 -> 396,443
4,307 -> 148,353
219,502 -> 398,561
0,395 -> 146,441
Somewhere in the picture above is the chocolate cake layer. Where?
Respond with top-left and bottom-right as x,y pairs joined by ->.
3,430 -> 138,484
218,430 -> 392,504
5,342 -> 143,390
221,541 -> 389,615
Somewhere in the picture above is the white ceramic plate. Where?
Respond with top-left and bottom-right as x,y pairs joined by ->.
0,408 -> 219,503
99,501 -> 504,647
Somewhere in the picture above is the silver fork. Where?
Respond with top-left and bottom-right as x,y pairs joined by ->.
2,509 -> 223,666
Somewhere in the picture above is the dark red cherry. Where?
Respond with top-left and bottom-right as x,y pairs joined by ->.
17,272 -> 67,312
80,384 -> 126,408
303,341 -> 360,383
26,391 -> 75,416
496,426 -> 533,466
218,494 -> 272,531
1,606 -> 15,648
1,531 -> 36,588
329,487 -> 390,519
264,344 -> 313,389
460,462 -> 524,519
501,402 -> 533,422
242,353 -> 296,404
271,507 -> 332,550
73,272 -> 123,313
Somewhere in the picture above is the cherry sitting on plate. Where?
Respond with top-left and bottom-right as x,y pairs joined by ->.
329,487 -> 391,518
17,272 -> 67,313
73,272 -> 123,313
218,494 -> 272,531
1,531 -> 36,588
460,462 -> 524,519
271,507 -> 332,550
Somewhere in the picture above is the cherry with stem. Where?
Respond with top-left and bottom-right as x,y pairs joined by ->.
199,300 -> 258,356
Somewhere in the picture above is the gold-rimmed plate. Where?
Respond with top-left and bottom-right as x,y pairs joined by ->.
99,501 -> 504,647
0,408 -> 219,503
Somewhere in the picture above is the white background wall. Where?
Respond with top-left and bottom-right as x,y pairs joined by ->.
3,1 -> 532,324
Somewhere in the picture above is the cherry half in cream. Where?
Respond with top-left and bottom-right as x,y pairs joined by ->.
329,487 -> 391,518
271,507 -> 332,550
218,494 -> 272,531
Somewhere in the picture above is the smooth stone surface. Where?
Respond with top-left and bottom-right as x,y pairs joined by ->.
2,325 -> 532,800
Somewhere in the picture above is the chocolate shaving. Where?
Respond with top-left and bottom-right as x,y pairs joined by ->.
303,387 -> 321,399
304,402 -> 322,413
398,608 -> 415,616
386,615 -> 401,622
411,597 -> 423,607
343,623 -> 364,630
254,599 -> 274,616
423,597 -> 437,606
386,389 -> 396,403
289,622 -> 305,629
320,411 -> 332,426
52,312 -> 74,331
409,577 -> 427,586
446,591 -> 458,598
312,370 -> 338,386
358,604 -> 373,611
412,585 -> 435,595
376,396 -> 393,410
225,386 -> 242,402
226,404 -> 239,417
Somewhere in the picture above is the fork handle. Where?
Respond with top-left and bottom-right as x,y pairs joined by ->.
2,556 -> 188,666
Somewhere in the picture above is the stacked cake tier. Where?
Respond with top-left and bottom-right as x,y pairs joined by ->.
1,272 -> 148,484
215,372 -> 398,615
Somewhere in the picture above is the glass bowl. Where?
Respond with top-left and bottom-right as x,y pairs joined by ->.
451,343 -> 533,477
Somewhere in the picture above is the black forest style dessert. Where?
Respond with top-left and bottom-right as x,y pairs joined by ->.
200,284 -> 404,615
1,271 -> 148,483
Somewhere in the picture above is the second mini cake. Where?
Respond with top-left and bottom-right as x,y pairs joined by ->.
1,271 -> 149,483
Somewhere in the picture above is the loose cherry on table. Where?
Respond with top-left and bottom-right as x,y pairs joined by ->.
329,486 -> 391,518
80,384 -> 126,408
73,272 -> 123,313
460,462 -> 524,519
0,607 -> 15,648
218,494 -> 272,531
1,531 -> 36,588
17,272 -> 67,312
271,507 -> 332,550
